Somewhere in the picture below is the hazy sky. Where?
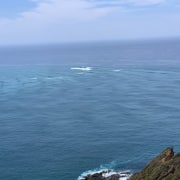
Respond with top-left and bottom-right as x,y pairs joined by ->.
0,0 -> 180,45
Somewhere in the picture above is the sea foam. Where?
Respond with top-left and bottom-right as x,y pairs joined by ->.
71,67 -> 92,71
113,69 -> 122,72
77,169 -> 132,180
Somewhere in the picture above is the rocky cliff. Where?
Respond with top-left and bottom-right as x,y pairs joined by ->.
82,147 -> 180,180
130,147 -> 180,180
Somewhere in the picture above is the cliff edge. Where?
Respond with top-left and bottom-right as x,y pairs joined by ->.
82,147 -> 180,180
130,147 -> 180,180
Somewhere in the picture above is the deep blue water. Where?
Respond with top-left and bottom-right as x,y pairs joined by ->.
0,40 -> 180,179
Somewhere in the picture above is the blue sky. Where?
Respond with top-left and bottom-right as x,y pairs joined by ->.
0,0 -> 180,45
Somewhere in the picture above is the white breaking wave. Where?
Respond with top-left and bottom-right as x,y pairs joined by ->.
44,76 -> 64,80
71,67 -> 92,71
31,77 -> 38,80
113,69 -> 122,72
77,169 -> 132,180
30,76 -> 72,81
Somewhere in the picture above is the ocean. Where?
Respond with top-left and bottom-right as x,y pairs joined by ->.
0,39 -> 180,179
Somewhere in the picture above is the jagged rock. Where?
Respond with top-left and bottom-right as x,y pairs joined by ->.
84,173 -> 120,180
82,170 -> 131,180
81,147 -> 180,180
130,147 -> 180,180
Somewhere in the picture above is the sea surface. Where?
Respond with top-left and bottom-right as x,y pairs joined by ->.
0,40 -> 180,179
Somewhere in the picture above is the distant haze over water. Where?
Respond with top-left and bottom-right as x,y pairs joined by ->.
0,39 -> 180,68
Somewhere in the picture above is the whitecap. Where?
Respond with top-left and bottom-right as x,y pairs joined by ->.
113,69 -> 122,72
31,77 -> 38,80
44,76 -> 65,80
71,67 -> 92,71
77,169 -> 132,180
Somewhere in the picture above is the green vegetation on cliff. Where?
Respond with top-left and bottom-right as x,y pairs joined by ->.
130,147 -> 180,180
82,148 -> 180,180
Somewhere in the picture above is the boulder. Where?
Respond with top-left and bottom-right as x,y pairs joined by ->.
82,170 -> 130,180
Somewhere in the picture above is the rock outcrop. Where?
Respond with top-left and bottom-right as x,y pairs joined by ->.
81,170 -> 131,180
82,147 -> 180,180
130,147 -> 180,180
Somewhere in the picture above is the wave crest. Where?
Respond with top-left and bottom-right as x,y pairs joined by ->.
78,168 -> 132,180
71,67 -> 92,71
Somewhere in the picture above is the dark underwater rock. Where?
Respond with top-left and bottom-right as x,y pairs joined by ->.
130,147 -> 180,180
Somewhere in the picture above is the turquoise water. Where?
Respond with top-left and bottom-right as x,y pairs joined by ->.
0,41 -> 180,179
